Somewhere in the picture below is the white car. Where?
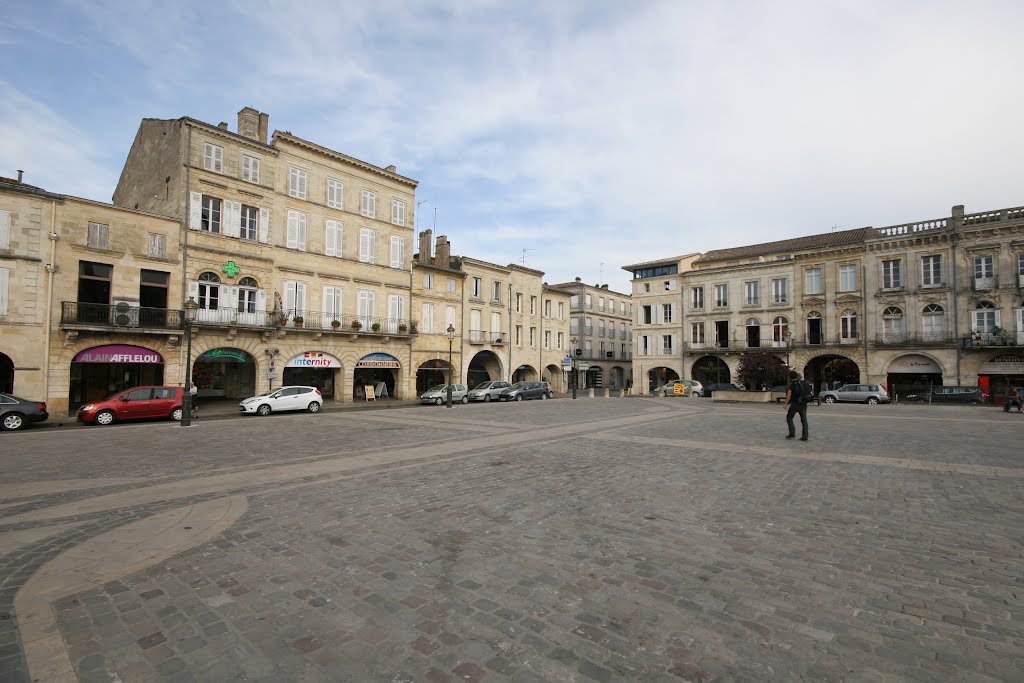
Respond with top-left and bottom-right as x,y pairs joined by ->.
239,386 -> 323,416
420,384 -> 468,405
467,380 -> 512,402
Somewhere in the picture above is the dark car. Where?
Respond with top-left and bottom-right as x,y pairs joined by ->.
903,386 -> 988,405
0,393 -> 49,431
499,381 -> 553,401
702,383 -> 739,397
77,386 -> 184,425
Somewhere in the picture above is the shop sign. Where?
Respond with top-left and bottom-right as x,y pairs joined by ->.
286,351 -> 341,368
980,355 -> 1024,374
356,353 -> 401,369
198,348 -> 251,363
73,344 -> 162,364
889,354 -> 941,374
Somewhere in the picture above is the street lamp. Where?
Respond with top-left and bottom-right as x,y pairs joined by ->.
446,323 -> 456,408
784,329 -> 793,370
180,296 -> 199,427
570,336 -> 578,400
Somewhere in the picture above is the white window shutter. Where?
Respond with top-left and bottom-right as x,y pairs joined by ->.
287,212 -> 297,249
323,286 -> 333,325
258,208 -> 270,243
0,268 -> 8,315
390,236 -> 401,268
224,201 -> 240,238
284,281 -> 296,315
369,230 -> 376,263
256,290 -> 267,312
359,230 -> 369,262
189,192 -> 202,230
0,211 -> 10,249
994,310 -> 1002,327
325,220 -> 337,256
298,218 -> 307,252
296,282 -> 307,314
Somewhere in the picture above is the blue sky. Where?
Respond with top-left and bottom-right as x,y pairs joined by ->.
3,0 -> 1023,292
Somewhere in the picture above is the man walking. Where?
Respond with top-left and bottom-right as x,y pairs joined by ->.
784,370 -> 809,441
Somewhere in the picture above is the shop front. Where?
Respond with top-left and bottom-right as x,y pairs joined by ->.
283,351 -> 340,400
193,348 -> 256,401
886,354 -> 944,394
978,354 -> 1024,406
354,353 -> 401,400
69,344 -> 164,408
416,360 -> 452,393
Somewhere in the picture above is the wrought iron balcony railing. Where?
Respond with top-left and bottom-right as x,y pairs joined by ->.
873,333 -> 957,346
62,302 -> 184,330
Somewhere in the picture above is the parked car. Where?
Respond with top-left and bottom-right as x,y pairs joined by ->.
420,384 -> 468,405
903,386 -> 989,405
0,394 -> 49,431
819,383 -> 890,404
655,380 -> 703,397
701,383 -> 739,397
239,386 -> 323,416
499,381 -> 553,401
78,386 -> 184,425
467,380 -> 512,402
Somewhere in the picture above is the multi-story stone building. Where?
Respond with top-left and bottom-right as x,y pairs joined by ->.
412,230 -> 464,392
457,257 -> 571,392
1,174 -> 183,414
621,254 -> 698,392
625,203 -> 1024,403
548,278 -> 633,389
112,108 -> 421,402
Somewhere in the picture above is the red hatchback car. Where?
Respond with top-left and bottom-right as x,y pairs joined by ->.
77,386 -> 185,426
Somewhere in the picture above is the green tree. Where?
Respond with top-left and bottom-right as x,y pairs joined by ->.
736,352 -> 788,390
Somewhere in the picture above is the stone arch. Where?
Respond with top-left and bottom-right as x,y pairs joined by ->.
0,351 -> 13,393
802,353 -> 861,392
192,346 -> 258,400
647,366 -> 680,392
468,351 -> 504,387
544,363 -> 564,392
690,356 -> 731,387
513,364 -> 538,383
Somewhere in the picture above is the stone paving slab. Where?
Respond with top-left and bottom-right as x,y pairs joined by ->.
1,399 -> 1022,682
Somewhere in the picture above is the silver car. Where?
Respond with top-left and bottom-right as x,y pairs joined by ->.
467,380 -> 511,402
819,383 -> 890,405
420,384 -> 468,405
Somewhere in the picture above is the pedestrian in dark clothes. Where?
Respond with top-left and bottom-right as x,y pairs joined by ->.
784,370 -> 809,441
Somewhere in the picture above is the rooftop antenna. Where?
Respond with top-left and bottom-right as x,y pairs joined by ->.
521,248 -> 533,267
416,199 -> 428,229
433,206 -> 437,231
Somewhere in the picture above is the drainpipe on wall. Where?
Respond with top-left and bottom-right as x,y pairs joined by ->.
508,281 -> 513,381
862,264 -> 869,383
42,201 -> 58,406
951,231 -> 961,385
179,123 -> 192,386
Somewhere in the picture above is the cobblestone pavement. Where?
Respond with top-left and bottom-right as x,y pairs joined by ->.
1,398 -> 1022,682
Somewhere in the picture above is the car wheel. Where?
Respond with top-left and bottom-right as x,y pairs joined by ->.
460,396 -> 469,404
308,401 -> 321,413
823,396 -> 837,404
541,392 -> 548,400
256,404 -> 272,416
1,413 -> 25,431
171,407 -> 183,421
95,410 -> 116,426
691,391 -> 700,398
515,394 -> 523,401
867,397 -> 879,405
483,394 -> 491,403
435,397 -> 443,405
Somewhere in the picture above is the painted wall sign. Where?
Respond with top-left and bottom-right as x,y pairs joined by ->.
356,353 -> 401,369
889,354 -> 941,374
73,345 -> 162,364
198,348 -> 251,363
286,351 -> 341,368
980,355 -> 1024,374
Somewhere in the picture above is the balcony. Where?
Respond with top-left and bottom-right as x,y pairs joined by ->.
468,330 -> 506,344
872,333 -> 957,347
974,276 -> 996,291
962,332 -> 1023,350
61,302 -> 184,332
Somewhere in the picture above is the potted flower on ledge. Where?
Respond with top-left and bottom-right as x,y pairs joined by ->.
331,319 -> 341,331
991,325 -> 1009,345
398,323 -> 408,333
293,315 -> 304,329
351,320 -> 363,331
371,322 -> 382,333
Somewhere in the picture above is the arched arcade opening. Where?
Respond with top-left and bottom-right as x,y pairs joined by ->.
647,366 -> 680,392
690,357 -> 729,388
468,351 -> 503,388
804,354 -> 860,392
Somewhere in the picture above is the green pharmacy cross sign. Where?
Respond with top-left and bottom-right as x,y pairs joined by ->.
222,260 -> 240,277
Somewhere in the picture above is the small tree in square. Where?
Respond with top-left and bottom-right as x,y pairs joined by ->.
736,352 -> 789,390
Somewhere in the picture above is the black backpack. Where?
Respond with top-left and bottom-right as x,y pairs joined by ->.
796,380 -> 814,404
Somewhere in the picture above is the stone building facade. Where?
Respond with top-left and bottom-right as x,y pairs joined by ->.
112,108 -> 420,403
547,278 -> 633,390
1,175 -> 184,414
411,230 -> 465,392
624,203 -> 1024,402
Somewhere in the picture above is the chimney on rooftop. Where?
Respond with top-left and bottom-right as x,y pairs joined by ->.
218,122 -> 229,130
17,170 -> 23,183
419,230 -> 433,263
436,235 -> 451,267
258,113 -> 269,144
237,107 -> 262,142
385,165 -> 396,173
574,277 -> 582,283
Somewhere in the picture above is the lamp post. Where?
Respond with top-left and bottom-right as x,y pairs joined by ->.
180,296 -> 199,427
784,329 -> 793,369
570,336 -> 578,400
446,323 -> 456,408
